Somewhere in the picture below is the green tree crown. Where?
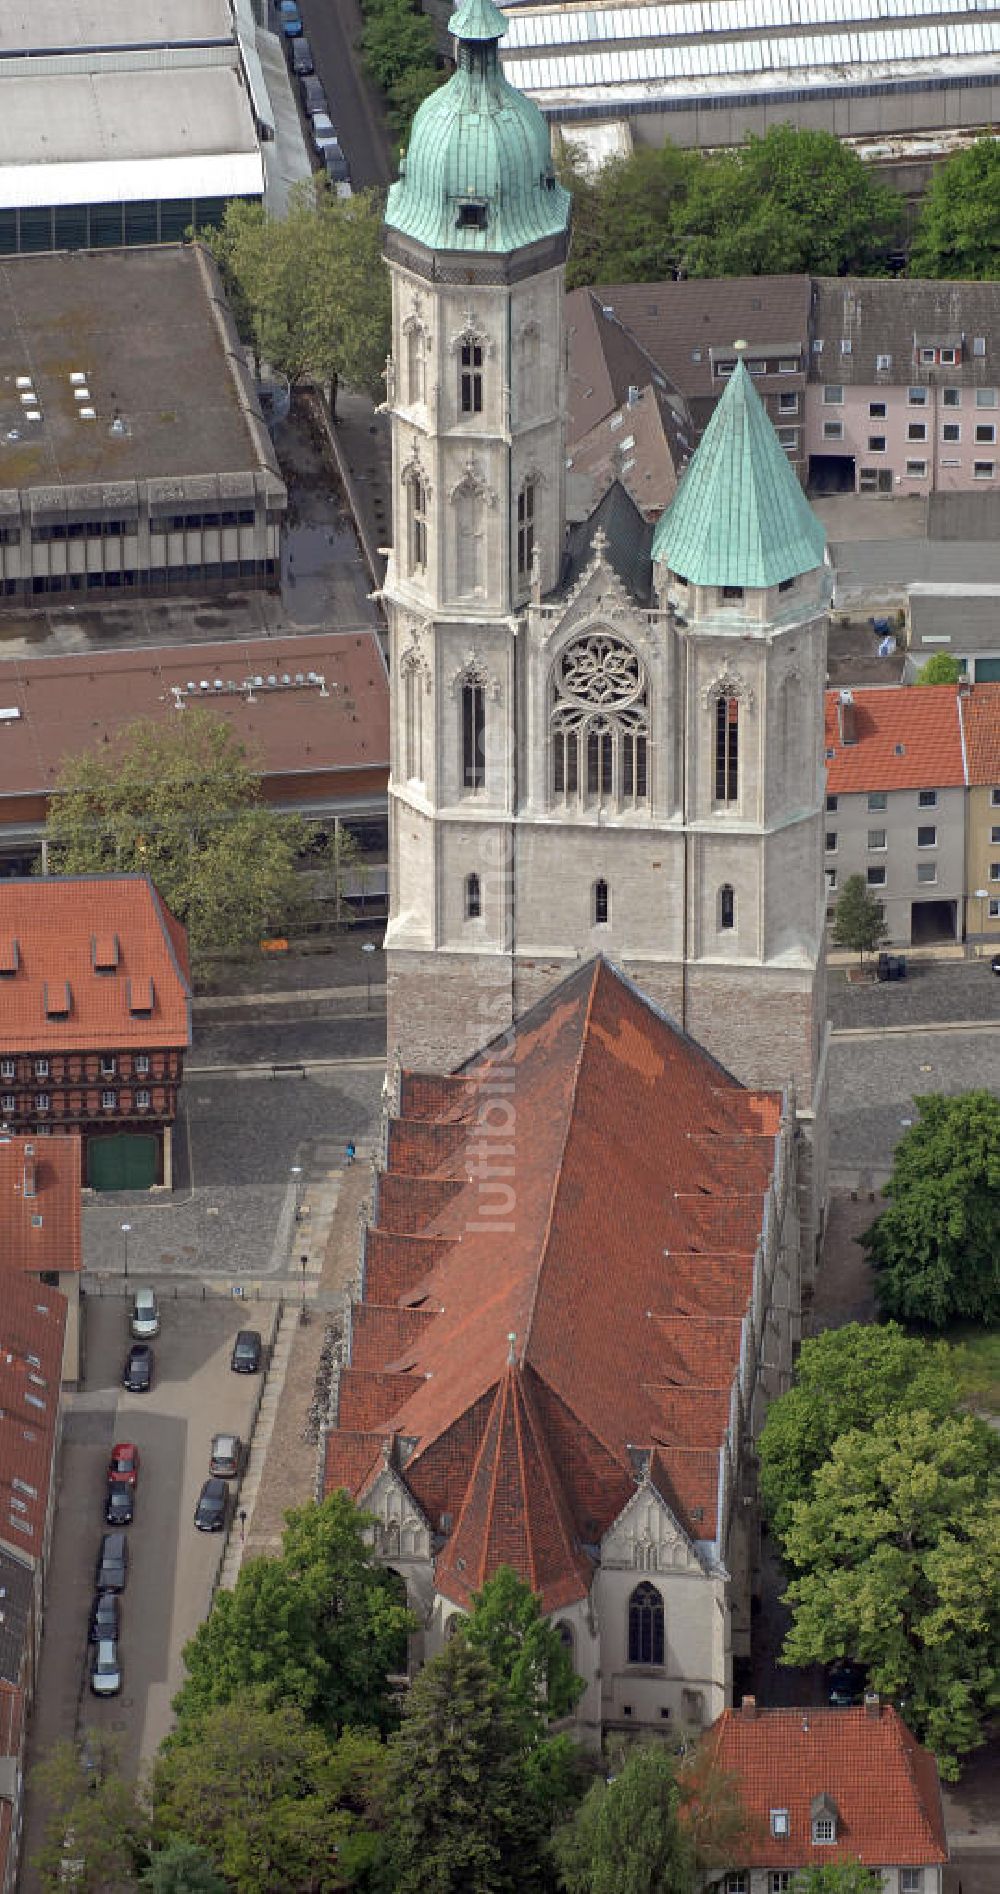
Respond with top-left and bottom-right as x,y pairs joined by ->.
831,873 -> 889,964
915,653 -> 962,685
861,1090 -> 1000,1327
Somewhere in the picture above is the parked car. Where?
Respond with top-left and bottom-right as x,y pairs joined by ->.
88,1590 -> 119,1645
194,1477 -> 229,1532
827,1661 -> 867,1707
123,1343 -> 153,1392
323,142 -> 350,185
281,5 -> 303,36
130,1286 -> 159,1339
231,1330 -> 262,1374
104,1481 -> 134,1526
300,74 -> 327,116
90,1639 -> 122,1697
107,1441 -> 139,1487
291,35 -> 313,74
992,952 -> 1000,975
209,1433 -> 243,1479
95,1531 -> 128,1592
311,112 -> 338,152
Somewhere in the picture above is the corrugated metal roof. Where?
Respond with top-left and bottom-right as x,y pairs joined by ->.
652,358 -> 826,587
0,152 -> 264,210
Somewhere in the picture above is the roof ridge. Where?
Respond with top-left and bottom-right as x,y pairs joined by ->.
519,958 -> 601,1366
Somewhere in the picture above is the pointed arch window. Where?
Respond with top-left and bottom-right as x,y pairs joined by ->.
518,323 -> 540,421
550,633 -> 648,810
593,878 -> 609,926
406,323 -> 425,406
402,658 -> 425,783
462,680 -> 485,791
628,1581 -> 664,1666
719,883 -> 736,931
715,693 -> 740,803
455,483 -> 484,596
517,479 -> 536,578
464,872 -> 482,920
409,476 -> 428,575
460,339 -> 484,415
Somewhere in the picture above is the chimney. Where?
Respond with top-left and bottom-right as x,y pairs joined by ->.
864,1691 -> 881,1720
958,675 -> 972,700
837,687 -> 857,746
741,1695 -> 757,1718
22,1159 -> 35,1200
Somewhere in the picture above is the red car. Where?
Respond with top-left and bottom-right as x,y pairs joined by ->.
107,1443 -> 139,1488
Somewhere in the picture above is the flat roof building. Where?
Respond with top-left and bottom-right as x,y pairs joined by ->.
0,244 -> 286,607
0,0 -> 265,255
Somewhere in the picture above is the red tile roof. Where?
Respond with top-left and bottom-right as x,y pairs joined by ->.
0,1274 -> 65,1562
0,876 -> 190,1051
824,685 -> 966,793
705,1704 -> 948,1869
0,1135 -> 81,1274
325,958 -> 782,1611
957,680 -> 1000,786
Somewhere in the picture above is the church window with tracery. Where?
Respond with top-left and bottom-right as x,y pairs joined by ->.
628,1581 -> 664,1665
715,694 -> 740,803
462,680 -> 485,790
517,479 -> 535,578
409,476 -> 428,574
460,339 -> 484,414
550,633 -> 648,810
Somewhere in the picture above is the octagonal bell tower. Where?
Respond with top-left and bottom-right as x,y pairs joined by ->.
382,0 -> 571,1069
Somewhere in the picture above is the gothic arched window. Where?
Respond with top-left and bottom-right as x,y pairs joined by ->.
402,657 -> 425,782
593,878 -> 609,926
406,323 -> 425,406
460,338 -> 484,414
517,479 -> 535,579
550,633 -> 648,810
408,476 -> 428,575
627,1581 -> 664,1666
719,883 -> 736,930
715,693 -> 740,803
465,872 -> 481,919
462,680 -> 485,790
456,484 -> 484,596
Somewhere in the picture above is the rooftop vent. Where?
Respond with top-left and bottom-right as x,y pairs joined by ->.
18,392 -> 35,407
15,376 -> 32,392
0,708 -> 20,723
25,411 -> 41,424
73,388 -> 91,404
22,1159 -> 35,1200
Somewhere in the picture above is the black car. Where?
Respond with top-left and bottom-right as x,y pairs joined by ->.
827,1661 -> 867,1707
194,1477 -> 228,1532
300,73 -> 327,116
104,1481 -> 134,1526
291,34 -> 313,73
88,1590 -> 119,1644
231,1329 -> 262,1374
323,142 -> 350,185
95,1531 -> 128,1592
123,1343 -> 153,1392
992,952 -> 1000,975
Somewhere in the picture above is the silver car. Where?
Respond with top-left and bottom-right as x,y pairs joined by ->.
90,1638 -> 121,1697
130,1286 -> 159,1339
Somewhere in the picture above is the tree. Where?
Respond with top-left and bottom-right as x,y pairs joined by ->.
758,1322 -> 958,1542
909,139 -> 1000,279
153,1694 -> 385,1893
204,184 -> 390,409
915,652 -> 962,685
382,1636 -> 548,1894
174,1492 -> 414,1736
789,1865 -> 885,1894
860,1091 -> 1000,1327
551,1744 -> 695,1894
780,1407 -> 1000,1777
31,1739 -> 150,1893
139,1840 -> 228,1893
681,126 -> 902,278
44,708 -> 323,977
831,873 -> 889,966
464,1567 -> 589,1828
559,141 -> 704,290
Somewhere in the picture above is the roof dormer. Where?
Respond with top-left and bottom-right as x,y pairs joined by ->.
810,1791 -> 839,1845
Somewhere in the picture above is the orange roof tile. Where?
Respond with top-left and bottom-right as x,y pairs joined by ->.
824,685 -> 965,793
0,1274 -> 65,1561
705,1704 -> 948,1868
0,1135 -> 81,1274
957,680 -> 1000,786
0,876 -> 190,1052
325,958 -> 782,1610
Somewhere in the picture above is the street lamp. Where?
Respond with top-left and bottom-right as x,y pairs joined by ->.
361,940 -> 376,1013
975,887 -> 989,952
290,1163 -> 302,1223
120,1221 -> 131,1285
300,1251 -> 308,1311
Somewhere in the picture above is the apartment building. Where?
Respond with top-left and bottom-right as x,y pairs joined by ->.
957,680 -> 1000,945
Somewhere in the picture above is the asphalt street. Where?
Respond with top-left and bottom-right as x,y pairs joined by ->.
294,0 -> 394,190
828,1025 -> 1000,1178
20,1301 -> 272,1888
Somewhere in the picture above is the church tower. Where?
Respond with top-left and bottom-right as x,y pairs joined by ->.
382,13 -> 830,1175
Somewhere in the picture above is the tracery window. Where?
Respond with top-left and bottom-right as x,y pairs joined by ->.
627,1581 -> 664,1665
517,479 -> 535,578
465,872 -> 482,919
460,339 -> 484,414
409,476 -> 428,574
402,658 -> 425,782
593,878 -> 609,925
715,693 -> 740,803
550,632 -> 648,810
462,681 -> 485,790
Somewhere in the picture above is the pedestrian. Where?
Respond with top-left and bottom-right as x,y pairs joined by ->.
345,1139 -> 356,1166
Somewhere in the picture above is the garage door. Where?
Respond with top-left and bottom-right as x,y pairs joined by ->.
88,1135 -> 157,1191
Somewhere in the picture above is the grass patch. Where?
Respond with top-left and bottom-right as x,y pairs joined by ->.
946,1327 -> 1000,1415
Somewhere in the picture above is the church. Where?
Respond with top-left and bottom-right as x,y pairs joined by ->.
322,0 -> 832,1742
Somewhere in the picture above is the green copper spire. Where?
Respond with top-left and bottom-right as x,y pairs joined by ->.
652,355 -> 826,589
385,0 -> 570,256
